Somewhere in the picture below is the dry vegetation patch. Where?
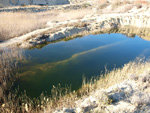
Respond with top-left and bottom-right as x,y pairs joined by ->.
0,8 -> 93,41
0,48 -> 24,108
0,48 -> 24,92
0,12 -> 46,41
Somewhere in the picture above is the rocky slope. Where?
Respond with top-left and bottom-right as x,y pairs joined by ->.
54,71 -> 150,113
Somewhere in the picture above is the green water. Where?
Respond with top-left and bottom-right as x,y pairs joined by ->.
15,33 -> 150,97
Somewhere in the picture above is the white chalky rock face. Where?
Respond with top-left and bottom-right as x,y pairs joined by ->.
0,0 -> 69,6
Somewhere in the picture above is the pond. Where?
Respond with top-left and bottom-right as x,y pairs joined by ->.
14,33 -> 150,97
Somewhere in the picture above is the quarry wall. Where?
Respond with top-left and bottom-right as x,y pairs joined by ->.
0,0 -> 69,6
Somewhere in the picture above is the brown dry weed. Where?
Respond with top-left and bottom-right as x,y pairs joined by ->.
0,8 -> 93,41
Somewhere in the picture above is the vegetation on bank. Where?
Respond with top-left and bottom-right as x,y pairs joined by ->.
0,48 -> 24,97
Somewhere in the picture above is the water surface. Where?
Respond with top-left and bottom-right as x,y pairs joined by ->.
15,33 -> 150,97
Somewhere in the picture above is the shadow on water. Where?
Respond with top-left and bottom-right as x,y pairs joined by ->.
21,40 -> 126,75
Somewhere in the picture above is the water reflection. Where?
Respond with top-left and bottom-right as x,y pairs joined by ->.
15,33 -> 150,97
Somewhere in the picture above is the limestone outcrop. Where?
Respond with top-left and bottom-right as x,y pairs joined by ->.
0,0 -> 69,6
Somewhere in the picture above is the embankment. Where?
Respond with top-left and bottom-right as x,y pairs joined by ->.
1,10 -> 150,49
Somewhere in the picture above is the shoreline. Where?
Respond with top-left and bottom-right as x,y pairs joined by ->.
1,12 -> 150,49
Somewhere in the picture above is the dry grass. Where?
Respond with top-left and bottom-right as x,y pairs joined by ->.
111,0 -> 131,10
0,47 -> 25,113
0,48 -> 24,96
0,12 -> 46,41
96,59 -> 150,89
0,48 -> 42,113
0,8 -> 93,41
